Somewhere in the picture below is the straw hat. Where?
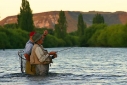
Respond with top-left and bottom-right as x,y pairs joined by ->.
32,33 -> 42,42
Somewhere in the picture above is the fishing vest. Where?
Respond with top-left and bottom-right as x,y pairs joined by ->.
30,44 -> 52,65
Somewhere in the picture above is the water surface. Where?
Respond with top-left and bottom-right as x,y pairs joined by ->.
0,47 -> 127,85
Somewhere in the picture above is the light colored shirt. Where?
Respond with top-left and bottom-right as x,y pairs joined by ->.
35,46 -> 49,63
24,40 -> 34,55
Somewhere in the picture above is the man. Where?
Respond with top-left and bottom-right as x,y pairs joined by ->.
30,33 -> 57,75
24,30 -> 48,75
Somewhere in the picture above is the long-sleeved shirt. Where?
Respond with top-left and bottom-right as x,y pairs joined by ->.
30,44 -> 52,64
35,46 -> 49,63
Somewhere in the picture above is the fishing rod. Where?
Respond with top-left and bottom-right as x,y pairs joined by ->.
18,47 -> 73,60
56,47 -> 74,53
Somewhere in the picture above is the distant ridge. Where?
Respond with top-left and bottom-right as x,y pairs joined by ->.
0,11 -> 127,33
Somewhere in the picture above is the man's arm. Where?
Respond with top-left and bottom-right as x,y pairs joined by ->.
35,47 -> 49,62
42,30 -> 48,38
24,42 -> 33,61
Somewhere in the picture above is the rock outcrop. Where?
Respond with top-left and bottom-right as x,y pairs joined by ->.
0,11 -> 127,33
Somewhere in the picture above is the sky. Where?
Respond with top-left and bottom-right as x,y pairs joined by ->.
0,0 -> 127,20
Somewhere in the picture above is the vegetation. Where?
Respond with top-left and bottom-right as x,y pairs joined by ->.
55,10 -> 67,39
77,13 -> 86,36
80,24 -> 127,47
0,27 -> 28,49
0,1 -> 127,49
92,13 -> 104,24
17,0 -> 34,32
1,22 -> 127,49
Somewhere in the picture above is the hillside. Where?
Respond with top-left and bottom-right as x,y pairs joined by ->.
0,11 -> 127,33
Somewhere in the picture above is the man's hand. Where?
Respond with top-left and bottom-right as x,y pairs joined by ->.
43,30 -> 48,36
49,51 -> 57,58
42,30 -> 48,39
24,54 -> 30,61
49,51 -> 57,55
53,54 -> 57,58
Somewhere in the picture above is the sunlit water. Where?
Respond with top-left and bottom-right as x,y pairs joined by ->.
0,47 -> 127,85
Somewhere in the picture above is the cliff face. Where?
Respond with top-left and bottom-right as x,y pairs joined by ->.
0,11 -> 127,33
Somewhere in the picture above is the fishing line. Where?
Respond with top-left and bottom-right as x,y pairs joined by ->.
56,47 -> 74,53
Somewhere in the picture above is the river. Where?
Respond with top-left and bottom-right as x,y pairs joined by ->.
0,47 -> 127,85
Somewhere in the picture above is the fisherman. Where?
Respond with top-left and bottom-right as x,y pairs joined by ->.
24,30 -> 48,75
30,33 -> 57,76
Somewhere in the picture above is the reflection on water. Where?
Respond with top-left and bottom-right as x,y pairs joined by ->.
0,47 -> 127,85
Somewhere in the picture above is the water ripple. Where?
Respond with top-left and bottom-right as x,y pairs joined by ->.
0,48 -> 127,85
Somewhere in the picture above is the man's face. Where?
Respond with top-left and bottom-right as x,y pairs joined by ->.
38,37 -> 44,44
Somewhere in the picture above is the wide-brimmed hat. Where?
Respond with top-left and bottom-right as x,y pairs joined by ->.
32,33 -> 42,42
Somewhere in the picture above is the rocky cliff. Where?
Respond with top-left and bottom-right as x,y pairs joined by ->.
0,11 -> 127,33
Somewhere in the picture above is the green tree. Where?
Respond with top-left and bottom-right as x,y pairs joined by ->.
87,24 -> 107,46
0,32 -> 9,49
80,24 -> 106,47
92,13 -> 104,24
55,10 -> 67,38
3,23 -> 18,29
17,0 -> 34,32
106,24 -> 127,47
43,34 -> 58,47
77,13 -> 86,36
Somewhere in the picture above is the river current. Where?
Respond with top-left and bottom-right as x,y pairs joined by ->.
0,47 -> 127,85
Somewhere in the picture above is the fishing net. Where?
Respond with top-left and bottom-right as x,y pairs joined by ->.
18,50 -> 26,73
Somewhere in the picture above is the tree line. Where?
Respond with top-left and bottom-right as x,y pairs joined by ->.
0,0 -> 127,49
